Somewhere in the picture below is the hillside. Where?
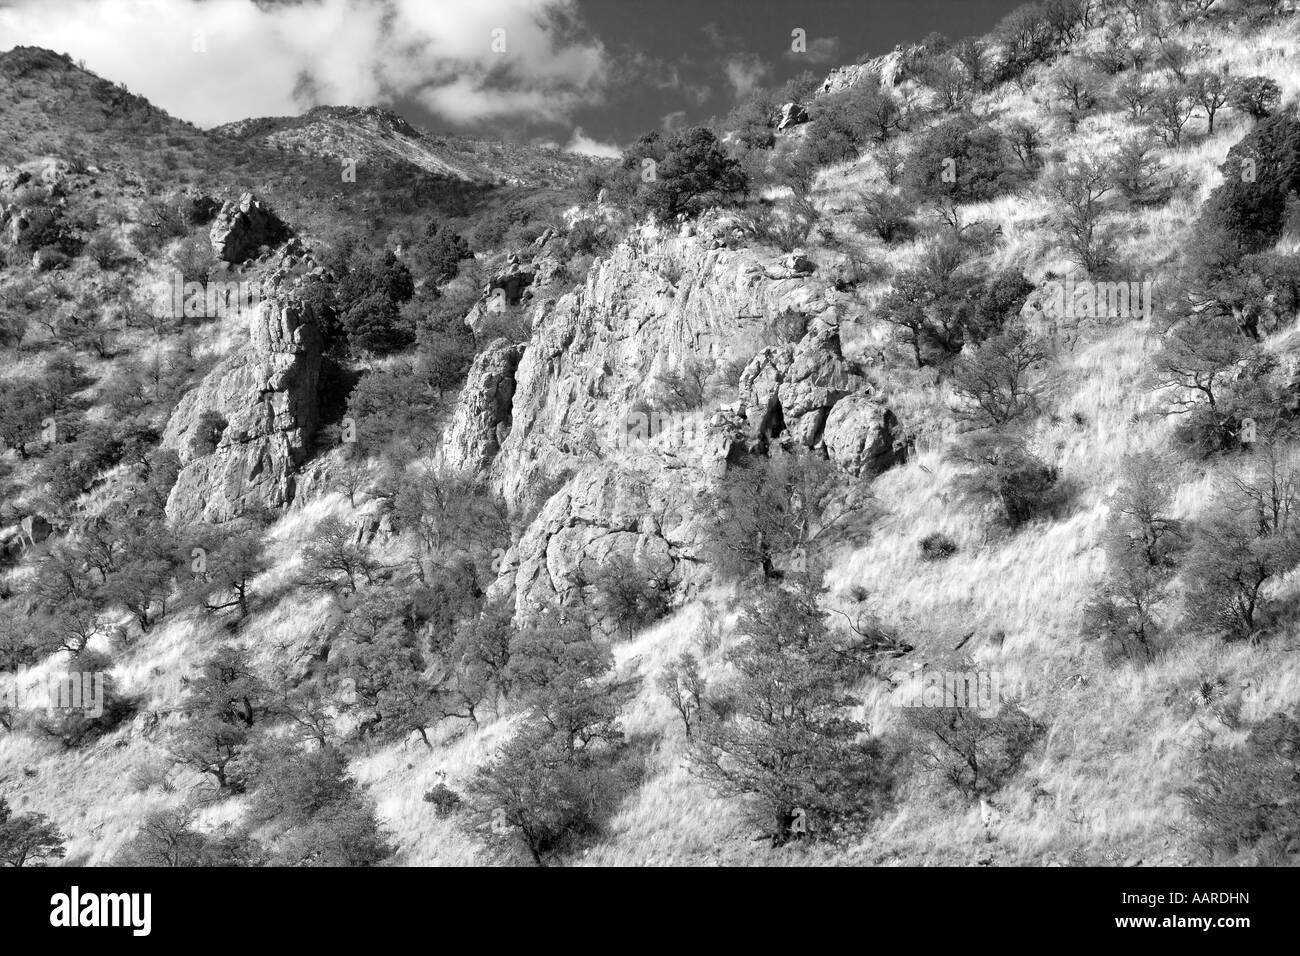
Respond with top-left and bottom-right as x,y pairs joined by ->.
214,105 -> 603,188
3,0 -> 1300,872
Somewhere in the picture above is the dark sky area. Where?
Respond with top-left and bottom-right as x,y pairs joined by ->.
567,0 -> 1024,141
381,0 -> 1028,150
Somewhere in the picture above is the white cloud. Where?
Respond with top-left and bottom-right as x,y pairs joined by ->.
723,53 -> 770,100
565,127 -> 620,159
0,0 -> 608,128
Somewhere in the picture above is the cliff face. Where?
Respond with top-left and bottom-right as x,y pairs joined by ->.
441,217 -> 903,629
162,248 -> 325,524
473,221 -> 835,509
816,46 -> 919,96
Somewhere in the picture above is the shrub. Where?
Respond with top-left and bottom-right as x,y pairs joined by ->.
1229,75 -> 1281,119
83,227 -> 125,268
854,190 -> 916,243
1184,707 -> 1300,862
424,782 -> 464,818
751,193 -> 817,252
950,325 -> 1052,430
903,115 -> 1020,209
641,127 -> 748,222
585,554 -> 672,639
14,206 -> 75,256
955,432 -> 1065,528
904,705 -> 1043,799
919,532 -> 958,561
0,796 -> 67,867
687,586 -> 895,843
1111,137 -> 1176,207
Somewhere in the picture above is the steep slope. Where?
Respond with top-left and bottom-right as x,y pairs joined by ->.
4,2 -> 1300,871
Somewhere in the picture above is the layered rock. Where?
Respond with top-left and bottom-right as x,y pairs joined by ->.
162,275 -> 323,524
209,192 -> 291,263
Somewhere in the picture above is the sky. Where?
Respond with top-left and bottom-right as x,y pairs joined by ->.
0,0 -> 1026,157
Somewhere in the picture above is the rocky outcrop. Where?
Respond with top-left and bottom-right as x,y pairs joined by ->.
440,222 -> 906,628
774,102 -> 810,130
491,461 -> 705,635
441,340 -> 526,473
488,258 -> 536,306
0,514 -> 52,562
823,396 -> 905,478
818,46 -> 918,96
736,314 -> 867,450
209,193 -> 291,263
162,254 -> 324,524
473,224 -> 829,511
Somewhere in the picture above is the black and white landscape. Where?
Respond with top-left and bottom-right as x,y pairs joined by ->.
0,0 -> 1298,873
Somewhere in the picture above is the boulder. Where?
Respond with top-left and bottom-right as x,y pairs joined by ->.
784,248 -> 816,275
488,263 -> 536,306
775,102 -> 810,130
823,395 -> 906,478
209,192 -> 291,263
493,463 -> 705,636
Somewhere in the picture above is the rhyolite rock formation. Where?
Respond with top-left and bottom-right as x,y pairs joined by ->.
161,252 -> 324,524
209,192 -> 291,263
440,219 -> 905,628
